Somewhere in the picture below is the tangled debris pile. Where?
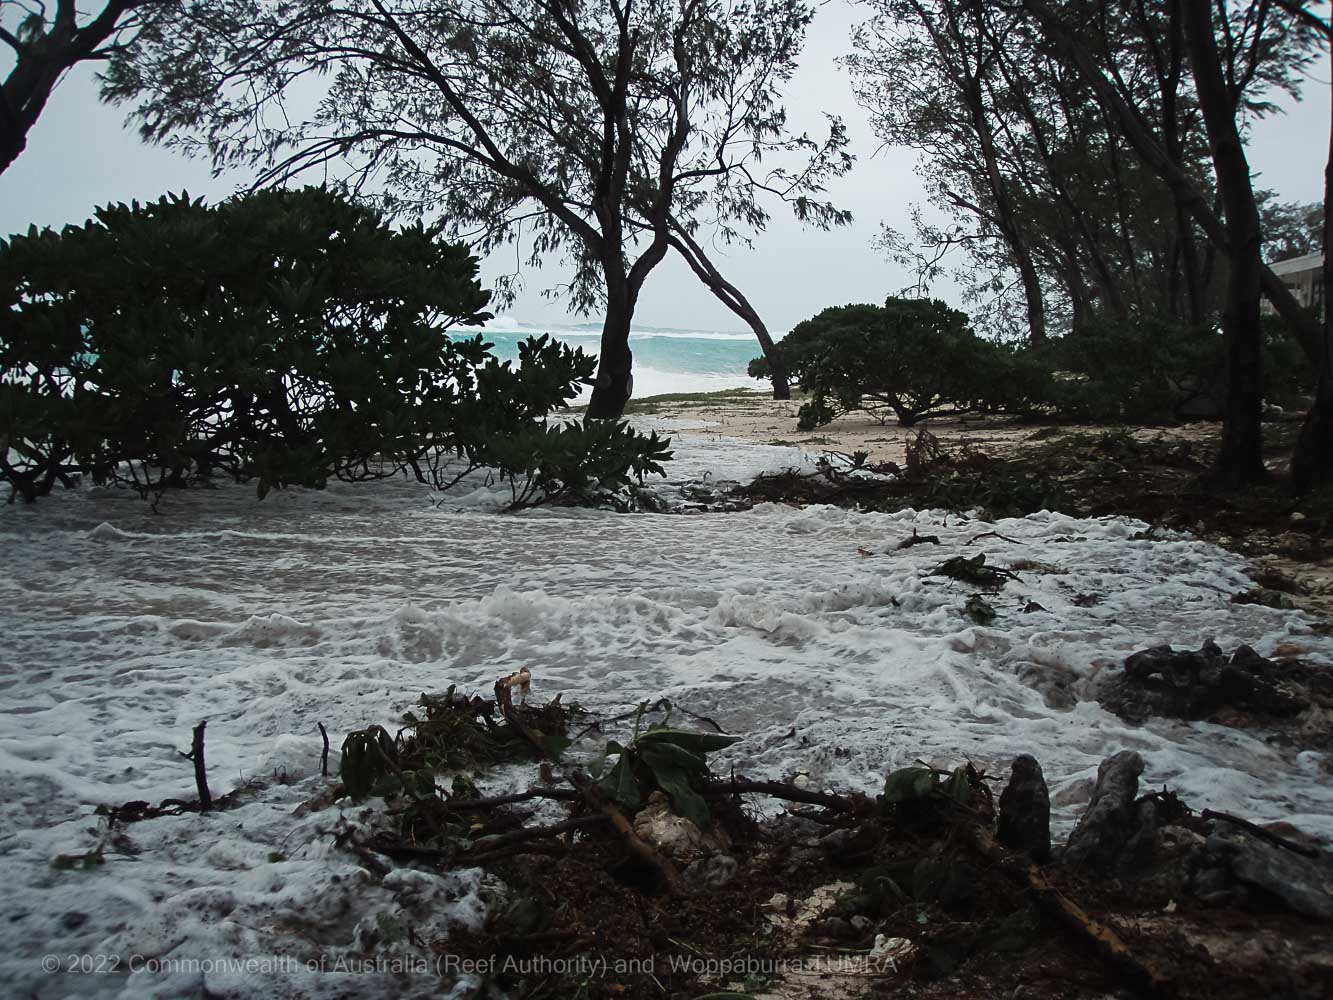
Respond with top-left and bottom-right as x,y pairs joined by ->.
95,673 -> 1333,999
315,678 -> 1333,998
729,427 -> 1331,568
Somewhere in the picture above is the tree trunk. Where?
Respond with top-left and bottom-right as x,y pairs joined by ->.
1,3 -> 137,178
1182,0 -> 1268,487
1022,0 -> 1323,363
1290,79 -> 1333,491
730,298 -> 791,400
667,228 -> 790,398
586,278 -> 636,419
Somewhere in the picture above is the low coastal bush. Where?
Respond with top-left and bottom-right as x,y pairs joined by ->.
749,297 -> 1037,429
1026,317 -> 1310,423
0,188 -> 669,505
1025,319 -> 1223,423
754,299 -> 1308,428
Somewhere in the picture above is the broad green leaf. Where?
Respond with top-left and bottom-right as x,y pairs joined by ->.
599,754 -> 642,812
636,728 -> 741,753
882,765 -> 937,803
638,742 -> 711,828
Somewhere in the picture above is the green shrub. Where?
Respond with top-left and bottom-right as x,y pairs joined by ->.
0,188 -> 670,505
1022,319 -> 1225,423
750,297 -> 1041,429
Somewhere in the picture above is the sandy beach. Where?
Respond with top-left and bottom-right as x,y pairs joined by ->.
631,387 -> 1222,465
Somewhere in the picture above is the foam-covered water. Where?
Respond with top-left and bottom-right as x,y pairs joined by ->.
1,421 -> 1329,998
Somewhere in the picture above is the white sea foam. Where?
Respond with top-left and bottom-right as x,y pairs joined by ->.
0,424 -> 1329,998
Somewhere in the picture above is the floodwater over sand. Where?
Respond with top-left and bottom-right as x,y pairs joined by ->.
1,418 -> 1328,998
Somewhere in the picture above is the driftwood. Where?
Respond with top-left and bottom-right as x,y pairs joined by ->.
963,825 -> 1169,997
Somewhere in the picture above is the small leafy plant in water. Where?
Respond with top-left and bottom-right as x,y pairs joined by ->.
596,703 -> 740,828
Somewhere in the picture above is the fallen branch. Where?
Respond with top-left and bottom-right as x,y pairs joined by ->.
493,674 -> 551,759
704,778 -> 861,815
352,814 -> 606,870
573,773 -> 680,892
445,787 -> 582,810
1201,809 -> 1321,859
962,825 -> 1169,997
464,815 -> 607,855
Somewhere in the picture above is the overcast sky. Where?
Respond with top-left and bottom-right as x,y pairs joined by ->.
1,1 -> 1328,334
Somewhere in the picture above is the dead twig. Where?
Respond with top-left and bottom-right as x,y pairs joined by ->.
898,529 -> 941,549
179,720 -> 213,812
570,697 -> 725,742
317,722 -> 330,778
966,530 -> 1024,546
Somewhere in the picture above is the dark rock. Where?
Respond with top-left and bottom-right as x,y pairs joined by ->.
1099,640 -> 1306,724
1016,662 -> 1079,710
814,916 -> 855,940
996,754 -> 1051,862
679,854 -> 739,894
1119,797 -> 1160,872
1195,829 -> 1333,921
1063,751 -> 1157,871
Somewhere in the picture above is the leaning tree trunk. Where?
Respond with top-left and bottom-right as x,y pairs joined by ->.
1290,80 -> 1333,491
667,228 -> 790,399
1182,0 -> 1268,487
726,296 -> 791,400
586,276 -> 637,419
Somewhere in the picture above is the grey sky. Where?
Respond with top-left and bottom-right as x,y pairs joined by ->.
1,1 -> 1328,334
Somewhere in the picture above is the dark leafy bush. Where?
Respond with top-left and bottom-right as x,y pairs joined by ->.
0,188 -> 670,505
1023,319 -> 1225,423
1262,314 -> 1317,411
751,297 -> 1039,429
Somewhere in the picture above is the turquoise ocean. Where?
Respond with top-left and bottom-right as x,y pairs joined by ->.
462,317 -> 768,400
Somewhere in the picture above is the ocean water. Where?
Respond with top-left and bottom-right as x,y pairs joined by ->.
466,317 -> 767,399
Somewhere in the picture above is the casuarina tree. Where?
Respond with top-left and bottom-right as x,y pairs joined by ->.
1,0 -> 158,175
103,0 -> 851,417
